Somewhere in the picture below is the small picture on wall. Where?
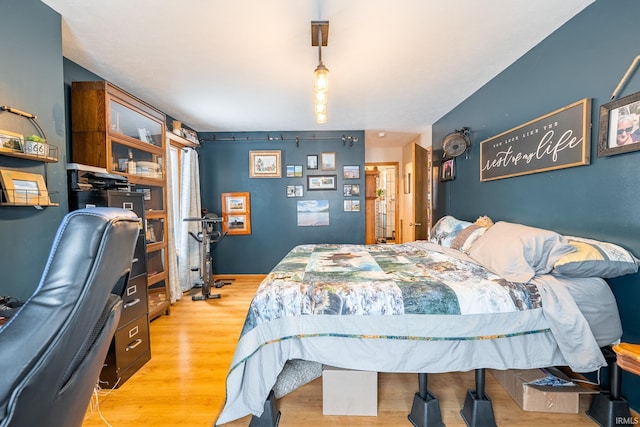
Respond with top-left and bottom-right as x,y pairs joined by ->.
307,154 -> 318,170
343,200 -> 361,212
441,158 -> 455,182
321,152 -> 336,170
343,184 -> 360,196
297,200 -> 329,226
287,185 -> 304,197
598,90 -> 640,157
343,165 -> 360,179
286,165 -> 303,177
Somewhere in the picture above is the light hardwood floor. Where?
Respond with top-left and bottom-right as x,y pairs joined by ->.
82,275 -> 603,427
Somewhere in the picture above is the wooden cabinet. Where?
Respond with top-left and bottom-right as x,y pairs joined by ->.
71,81 -> 170,320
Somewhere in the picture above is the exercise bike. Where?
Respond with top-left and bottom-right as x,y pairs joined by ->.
184,213 -> 233,301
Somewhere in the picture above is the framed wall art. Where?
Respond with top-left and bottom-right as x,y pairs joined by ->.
480,98 -> 590,181
307,175 -> 337,191
440,158 -> 455,182
0,129 -> 24,153
297,200 -> 329,226
597,90 -> 640,157
0,169 -> 50,205
306,154 -> 318,170
249,150 -> 281,178
320,152 -> 336,170
286,185 -> 304,198
221,192 -> 251,234
286,165 -> 303,177
343,165 -> 360,179
343,184 -> 360,196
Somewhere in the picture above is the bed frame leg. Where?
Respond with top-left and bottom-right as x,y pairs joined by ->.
586,346 -> 631,427
460,369 -> 496,427
249,390 -> 281,427
408,373 -> 445,427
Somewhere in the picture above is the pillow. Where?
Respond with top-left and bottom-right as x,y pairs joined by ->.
553,236 -> 639,278
468,221 -> 575,283
431,215 -> 493,253
430,216 -> 472,248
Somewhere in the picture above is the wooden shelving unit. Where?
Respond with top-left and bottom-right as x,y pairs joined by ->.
71,81 -> 170,321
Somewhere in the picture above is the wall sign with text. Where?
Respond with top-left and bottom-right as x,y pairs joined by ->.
480,98 -> 591,182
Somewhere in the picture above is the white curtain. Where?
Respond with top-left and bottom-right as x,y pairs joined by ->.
165,146 -> 181,302
178,148 -> 202,292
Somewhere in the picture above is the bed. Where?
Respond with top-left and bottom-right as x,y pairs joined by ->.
216,217 -> 638,425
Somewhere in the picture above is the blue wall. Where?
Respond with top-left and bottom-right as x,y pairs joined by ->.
198,131 -> 366,274
0,0 -> 68,300
433,0 -> 640,410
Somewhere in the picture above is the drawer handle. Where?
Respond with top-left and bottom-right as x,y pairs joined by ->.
132,257 -> 139,264
126,339 -> 143,352
123,298 -> 141,309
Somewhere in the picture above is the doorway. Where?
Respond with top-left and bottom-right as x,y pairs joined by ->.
365,162 -> 399,244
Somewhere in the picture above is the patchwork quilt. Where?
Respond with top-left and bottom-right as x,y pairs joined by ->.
216,241 -> 605,425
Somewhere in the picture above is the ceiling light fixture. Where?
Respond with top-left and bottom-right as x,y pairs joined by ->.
311,21 -> 329,124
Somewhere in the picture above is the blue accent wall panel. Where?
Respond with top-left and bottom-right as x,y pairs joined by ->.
198,131 -> 365,274
433,0 -> 640,411
0,0 -> 68,300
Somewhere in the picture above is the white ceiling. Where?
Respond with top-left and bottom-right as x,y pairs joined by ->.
42,0 -> 593,147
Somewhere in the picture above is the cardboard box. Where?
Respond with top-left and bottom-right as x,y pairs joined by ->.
490,367 -> 597,414
322,366 -> 378,416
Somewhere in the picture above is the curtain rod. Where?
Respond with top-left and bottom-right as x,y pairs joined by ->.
201,134 -> 360,147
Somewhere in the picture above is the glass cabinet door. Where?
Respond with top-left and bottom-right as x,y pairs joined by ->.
109,100 -> 163,147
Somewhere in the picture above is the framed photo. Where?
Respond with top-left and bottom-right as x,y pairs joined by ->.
0,169 -> 50,205
320,152 -> 336,170
343,200 -> 361,212
221,192 -> 251,235
597,91 -> 640,157
286,185 -> 304,198
440,158 -> 455,182
297,200 -> 329,226
307,175 -> 337,191
249,150 -> 281,178
343,165 -> 360,179
343,184 -> 360,196
286,165 -> 303,177
306,154 -> 318,170
0,129 -> 24,153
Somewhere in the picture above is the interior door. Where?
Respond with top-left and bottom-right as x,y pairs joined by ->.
401,143 -> 431,242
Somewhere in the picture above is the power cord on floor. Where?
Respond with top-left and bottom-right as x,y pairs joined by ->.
87,378 -> 121,426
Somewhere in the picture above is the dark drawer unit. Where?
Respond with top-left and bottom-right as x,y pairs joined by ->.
67,186 -> 151,388
99,314 -> 151,388
120,273 -> 148,326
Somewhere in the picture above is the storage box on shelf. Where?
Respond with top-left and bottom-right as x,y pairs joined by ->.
71,81 -> 170,320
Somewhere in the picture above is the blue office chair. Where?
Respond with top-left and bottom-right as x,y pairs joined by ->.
0,208 -> 140,427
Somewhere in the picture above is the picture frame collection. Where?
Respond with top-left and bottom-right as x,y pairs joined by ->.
248,150 -> 362,220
